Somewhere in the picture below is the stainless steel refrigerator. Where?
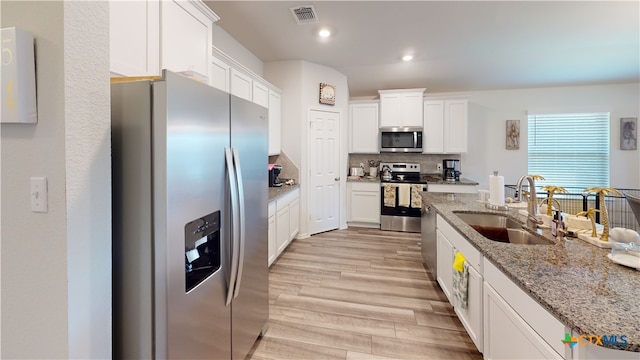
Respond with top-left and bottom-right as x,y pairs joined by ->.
111,70 -> 268,359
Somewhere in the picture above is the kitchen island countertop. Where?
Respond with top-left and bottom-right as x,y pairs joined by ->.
422,192 -> 639,352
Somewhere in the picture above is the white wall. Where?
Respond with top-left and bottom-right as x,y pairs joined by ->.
264,60 -> 350,236
212,24 -> 264,77
63,1 -> 112,358
1,1 -> 111,358
425,83 -> 640,189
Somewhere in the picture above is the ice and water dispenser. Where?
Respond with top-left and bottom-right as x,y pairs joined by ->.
184,211 -> 221,292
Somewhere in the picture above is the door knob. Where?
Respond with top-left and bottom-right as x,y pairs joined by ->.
335,177 -> 340,181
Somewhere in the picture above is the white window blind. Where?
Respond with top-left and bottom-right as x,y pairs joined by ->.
527,112 -> 609,190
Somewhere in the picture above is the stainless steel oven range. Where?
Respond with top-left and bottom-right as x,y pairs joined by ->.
379,162 -> 427,233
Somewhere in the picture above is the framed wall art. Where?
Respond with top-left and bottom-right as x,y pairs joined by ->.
319,83 -> 336,105
621,117 -> 637,150
506,119 -> 520,150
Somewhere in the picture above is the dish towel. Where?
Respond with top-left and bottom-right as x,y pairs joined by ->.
452,251 -> 469,309
383,184 -> 396,207
397,184 -> 410,207
411,184 -> 423,209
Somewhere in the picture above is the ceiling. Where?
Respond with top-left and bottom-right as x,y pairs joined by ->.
206,1 -> 640,98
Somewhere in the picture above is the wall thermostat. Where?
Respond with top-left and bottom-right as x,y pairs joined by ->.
1,27 -> 37,124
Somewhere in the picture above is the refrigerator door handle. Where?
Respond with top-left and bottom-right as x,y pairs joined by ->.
232,147 -> 246,299
224,147 -> 240,306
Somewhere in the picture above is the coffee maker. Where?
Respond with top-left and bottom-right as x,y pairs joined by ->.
443,159 -> 461,182
268,164 -> 283,187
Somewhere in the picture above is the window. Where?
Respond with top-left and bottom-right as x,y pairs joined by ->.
527,112 -> 609,190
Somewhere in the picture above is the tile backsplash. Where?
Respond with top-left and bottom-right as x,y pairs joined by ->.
349,153 -> 461,175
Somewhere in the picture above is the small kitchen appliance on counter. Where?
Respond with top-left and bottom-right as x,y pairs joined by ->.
268,164 -> 283,187
443,159 -> 461,182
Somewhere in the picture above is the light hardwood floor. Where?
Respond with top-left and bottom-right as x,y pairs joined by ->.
248,227 -> 483,360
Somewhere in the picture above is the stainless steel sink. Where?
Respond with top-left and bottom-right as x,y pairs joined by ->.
454,212 -> 522,229
453,212 -> 554,245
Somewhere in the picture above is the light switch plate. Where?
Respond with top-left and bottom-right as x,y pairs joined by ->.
30,177 -> 47,212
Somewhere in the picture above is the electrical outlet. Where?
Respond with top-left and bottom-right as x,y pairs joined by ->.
436,163 -> 443,172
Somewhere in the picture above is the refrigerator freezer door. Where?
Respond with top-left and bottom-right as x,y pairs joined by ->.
154,71 -> 232,359
230,95 -> 269,360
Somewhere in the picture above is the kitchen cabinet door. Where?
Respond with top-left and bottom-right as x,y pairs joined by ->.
484,258 -> 568,359
347,182 -> 381,225
230,69 -> 252,102
423,101 -> 445,153
349,102 -> 379,153
161,0 -> 213,80
379,92 -> 401,127
401,91 -> 424,127
268,202 -> 277,266
109,0 -> 159,76
436,229 -> 454,303
444,100 -> 468,153
483,283 -> 562,359
289,197 -> 300,240
455,264 -> 483,353
423,99 -> 468,154
276,205 -> 290,255
210,56 -> 230,92
379,89 -> 425,128
252,81 -> 269,108
268,90 -> 282,155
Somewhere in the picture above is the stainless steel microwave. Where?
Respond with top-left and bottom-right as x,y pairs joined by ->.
380,127 -> 423,152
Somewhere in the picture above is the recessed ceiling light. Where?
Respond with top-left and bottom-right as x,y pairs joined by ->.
402,55 -> 413,61
319,29 -> 331,38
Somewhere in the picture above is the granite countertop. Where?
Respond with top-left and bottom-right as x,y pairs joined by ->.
346,174 -> 479,186
347,176 -> 380,183
422,192 -> 639,352
268,184 -> 299,202
420,173 -> 479,186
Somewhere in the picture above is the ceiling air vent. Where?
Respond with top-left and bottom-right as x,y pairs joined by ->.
291,5 -> 318,24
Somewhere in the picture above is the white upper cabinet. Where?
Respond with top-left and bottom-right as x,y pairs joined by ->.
378,88 -> 425,128
230,68 -> 253,101
268,89 -> 282,155
160,0 -> 214,80
252,81 -> 269,108
423,99 -> 468,153
210,56 -> 231,92
349,101 -> 379,153
110,0 -> 217,80
110,0 -> 160,76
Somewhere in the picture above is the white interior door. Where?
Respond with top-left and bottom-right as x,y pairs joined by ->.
308,109 -> 340,235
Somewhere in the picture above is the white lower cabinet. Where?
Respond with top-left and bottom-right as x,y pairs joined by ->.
436,229 -> 454,302
276,205 -> 290,254
268,188 -> 300,266
483,282 -> 562,359
437,215 -> 483,353
289,197 -> 300,240
268,202 -> 277,266
347,182 -> 381,227
455,264 -> 483,353
483,258 -> 569,359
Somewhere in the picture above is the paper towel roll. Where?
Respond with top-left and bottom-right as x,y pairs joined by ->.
489,173 -> 505,206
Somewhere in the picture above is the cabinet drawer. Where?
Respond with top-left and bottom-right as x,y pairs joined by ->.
437,214 -> 481,271
350,182 -> 379,192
